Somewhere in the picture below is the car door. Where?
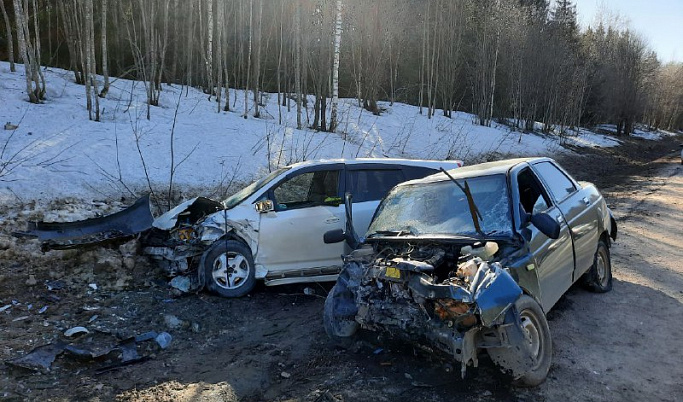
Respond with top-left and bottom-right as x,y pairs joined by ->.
345,165 -> 408,236
256,165 -> 345,274
515,166 -> 574,311
531,161 -> 599,281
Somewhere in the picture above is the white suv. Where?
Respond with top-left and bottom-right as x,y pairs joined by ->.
143,158 -> 462,297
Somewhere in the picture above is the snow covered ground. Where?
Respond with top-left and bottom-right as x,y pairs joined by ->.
0,62 -> 668,205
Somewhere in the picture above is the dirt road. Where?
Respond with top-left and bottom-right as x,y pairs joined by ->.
536,156 -> 683,402
1,140 -> 682,401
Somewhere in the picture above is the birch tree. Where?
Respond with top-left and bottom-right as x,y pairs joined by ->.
329,0 -> 343,132
13,0 -> 44,103
99,0 -> 110,97
0,0 -> 15,72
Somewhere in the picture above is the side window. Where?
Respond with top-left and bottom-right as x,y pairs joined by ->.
273,170 -> 340,210
517,167 -> 551,215
347,169 -> 405,202
532,162 -> 577,202
402,166 -> 439,181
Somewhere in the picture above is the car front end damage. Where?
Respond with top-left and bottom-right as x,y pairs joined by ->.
325,240 -> 537,379
141,198 -> 259,287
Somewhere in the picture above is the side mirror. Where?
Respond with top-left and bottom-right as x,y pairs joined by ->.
323,228 -> 346,244
530,213 -> 560,240
254,199 -> 274,213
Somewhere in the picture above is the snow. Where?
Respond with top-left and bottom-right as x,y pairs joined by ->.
562,128 -> 623,148
0,62 -> 667,205
631,128 -> 679,141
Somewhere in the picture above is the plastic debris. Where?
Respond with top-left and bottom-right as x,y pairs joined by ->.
64,327 -> 90,337
88,283 -> 98,291
45,280 -> 65,291
26,275 -> 37,286
135,331 -> 158,343
88,315 -> 98,322
163,314 -> 184,330
0,305 -> 11,313
38,306 -> 48,314
155,332 -> 172,349
169,276 -> 191,293
6,329 -> 171,373
6,342 -> 66,372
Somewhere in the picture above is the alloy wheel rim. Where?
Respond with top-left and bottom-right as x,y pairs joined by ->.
212,252 -> 249,290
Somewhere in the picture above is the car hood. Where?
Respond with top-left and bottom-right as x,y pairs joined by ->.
152,197 -> 224,230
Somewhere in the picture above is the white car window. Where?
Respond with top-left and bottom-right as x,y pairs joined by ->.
273,170 -> 340,210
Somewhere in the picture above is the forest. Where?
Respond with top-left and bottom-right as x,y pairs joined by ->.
1,0 -> 682,136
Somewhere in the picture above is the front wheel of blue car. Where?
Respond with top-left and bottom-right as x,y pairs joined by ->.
323,283 -> 359,347
488,295 -> 552,387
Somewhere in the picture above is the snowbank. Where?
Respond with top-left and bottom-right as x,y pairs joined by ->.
0,62 -> 666,204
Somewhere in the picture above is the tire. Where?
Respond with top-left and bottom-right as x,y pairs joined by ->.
323,283 -> 359,347
488,295 -> 552,387
203,240 -> 256,298
582,239 -> 612,293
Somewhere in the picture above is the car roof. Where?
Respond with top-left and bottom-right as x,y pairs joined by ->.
287,158 -> 463,170
397,157 -> 553,186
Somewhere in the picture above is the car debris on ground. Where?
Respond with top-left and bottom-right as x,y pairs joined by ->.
5,329 -> 172,373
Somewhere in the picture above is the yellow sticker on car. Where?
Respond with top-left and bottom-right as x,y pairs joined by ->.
385,267 -> 401,279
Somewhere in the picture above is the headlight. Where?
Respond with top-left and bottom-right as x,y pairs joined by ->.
199,226 -> 225,243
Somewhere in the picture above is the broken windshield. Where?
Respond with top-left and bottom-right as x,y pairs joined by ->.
367,174 -> 513,238
223,167 -> 290,209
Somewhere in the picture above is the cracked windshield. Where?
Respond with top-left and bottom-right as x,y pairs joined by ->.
368,174 -> 512,237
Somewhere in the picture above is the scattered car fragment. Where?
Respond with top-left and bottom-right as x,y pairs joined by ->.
14,195 -> 154,251
5,330 -> 171,373
323,157 -> 617,386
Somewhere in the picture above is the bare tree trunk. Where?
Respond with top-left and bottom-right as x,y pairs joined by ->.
329,0 -> 342,133
13,0 -> 41,103
253,0 -> 262,118
99,0 -> 110,97
206,0 -> 214,95
215,0 -> 224,112
243,0 -> 253,118
295,1 -> 302,129
0,1 -> 15,72
30,0 -> 44,95
276,0 -> 284,124
185,0 -> 194,88
419,2 -> 428,115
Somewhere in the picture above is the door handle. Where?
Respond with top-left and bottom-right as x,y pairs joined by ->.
582,197 -> 590,206
325,217 -> 340,224
555,214 -> 564,224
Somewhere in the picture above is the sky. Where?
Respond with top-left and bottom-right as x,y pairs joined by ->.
571,0 -> 683,63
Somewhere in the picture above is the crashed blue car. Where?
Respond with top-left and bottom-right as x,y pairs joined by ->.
323,157 -> 617,386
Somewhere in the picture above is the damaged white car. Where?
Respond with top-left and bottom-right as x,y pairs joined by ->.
322,157 -> 617,386
20,159 -> 460,297
146,159 -> 462,297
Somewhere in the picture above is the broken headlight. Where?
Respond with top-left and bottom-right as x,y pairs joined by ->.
199,226 -> 225,243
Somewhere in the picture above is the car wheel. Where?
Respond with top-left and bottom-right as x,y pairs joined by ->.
488,295 -> 552,387
582,239 -> 612,293
203,240 -> 256,298
323,283 -> 359,347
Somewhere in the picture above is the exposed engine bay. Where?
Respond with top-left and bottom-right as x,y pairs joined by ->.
325,240 -> 534,378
